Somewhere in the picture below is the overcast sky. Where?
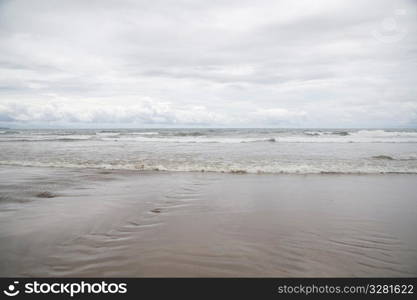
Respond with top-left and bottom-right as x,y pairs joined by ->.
0,0 -> 416,128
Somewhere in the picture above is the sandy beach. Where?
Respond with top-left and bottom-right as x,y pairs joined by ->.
1,165 -> 416,277
1,0 -> 417,289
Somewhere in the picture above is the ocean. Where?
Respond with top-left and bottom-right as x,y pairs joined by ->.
1,128 -> 417,276
1,128 -> 417,174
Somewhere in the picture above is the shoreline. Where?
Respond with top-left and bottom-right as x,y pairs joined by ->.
1,165 -> 417,277
1,163 -> 417,176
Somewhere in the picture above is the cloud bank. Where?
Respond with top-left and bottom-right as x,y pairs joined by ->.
0,0 -> 416,128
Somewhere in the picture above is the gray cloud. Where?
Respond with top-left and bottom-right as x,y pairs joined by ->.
0,0 -> 416,127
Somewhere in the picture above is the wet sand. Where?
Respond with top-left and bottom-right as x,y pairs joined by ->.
0,166 -> 416,277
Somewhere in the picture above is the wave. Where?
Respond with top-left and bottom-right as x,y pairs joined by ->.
129,132 -> 159,135
0,130 -> 21,134
98,130 -> 120,133
1,129 -> 417,144
372,155 -> 394,160
2,136 -> 417,143
241,138 -> 276,143
304,130 -> 350,136
113,129 -> 417,143
1,160 -> 416,175
31,131 -> 81,136
303,129 -> 417,138
96,132 -> 119,137
109,136 -> 280,143
273,138 -> 417,144
353,130 -> 417,137
371,154 -> 417,161
172,131 -> 205,137
0,136 -> 93,142
54,138 -> 93,142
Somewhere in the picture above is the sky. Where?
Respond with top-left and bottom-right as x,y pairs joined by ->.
0,0 -> 416,128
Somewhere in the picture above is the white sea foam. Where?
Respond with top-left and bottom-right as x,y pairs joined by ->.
1,159 -> 416,174
103,136 -> 266,143
1,129 -> 417,144
355,130 -> 417,137
1,129 -> 416,174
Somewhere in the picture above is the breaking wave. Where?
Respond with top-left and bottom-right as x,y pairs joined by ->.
1,129 -> 417,143
129,132 -> 159,135
372,155 -> 394,160
304,130 -> 350,136
1,160 -> 416,175
1,128 -> 416,175
172,131 -> 206,137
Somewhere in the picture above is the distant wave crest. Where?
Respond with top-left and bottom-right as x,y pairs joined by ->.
304,130 -> 350,136
1,129 -> 417,144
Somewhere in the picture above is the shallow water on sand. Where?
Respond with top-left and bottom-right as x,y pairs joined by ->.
0,166 -> 416,277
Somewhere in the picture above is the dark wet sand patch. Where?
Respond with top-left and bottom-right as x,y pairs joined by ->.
372,155 -> 394,160
36,191 -> 57,198
98,171 -> 113,174
230,170 -> 247,174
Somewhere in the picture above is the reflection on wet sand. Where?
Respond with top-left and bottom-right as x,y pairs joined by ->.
0,166 -> 416,277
